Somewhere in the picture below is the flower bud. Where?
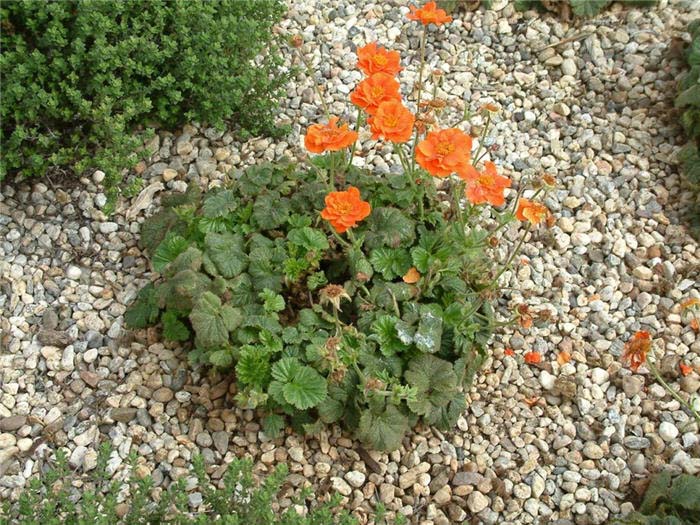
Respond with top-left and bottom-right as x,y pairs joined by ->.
290,34 -> 303,48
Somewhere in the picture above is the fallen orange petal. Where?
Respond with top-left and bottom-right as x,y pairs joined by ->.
557,351 -> 571,365
680,362 -> 692,377
402,267 -> 420,284
504,348 -> 514,357
524,351 -> 541,365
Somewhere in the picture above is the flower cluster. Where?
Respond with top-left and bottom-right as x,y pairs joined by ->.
304,3 -> 551,236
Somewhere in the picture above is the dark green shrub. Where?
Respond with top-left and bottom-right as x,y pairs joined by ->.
0,0 -> 289,204
610,471 -> 700,524
1,444 -> 358,525
677,20 -> 700,236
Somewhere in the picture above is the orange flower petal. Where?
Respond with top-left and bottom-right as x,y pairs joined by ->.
402,267 -> 420,284
356,42 -> 402,76
524,351 -> 541,364
557,351 -> 571,365
415,128 -> 472,178
504,348 -> 515,357
304,117 -> 358,154
407,1 -> 452,25
679,362 -> 692,377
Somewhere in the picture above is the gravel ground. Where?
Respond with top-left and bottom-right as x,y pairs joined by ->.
2,1 -> 700,524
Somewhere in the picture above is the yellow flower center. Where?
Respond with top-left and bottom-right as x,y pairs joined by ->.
436,141 -> 455,156
336,201 -> 353,215
373,54 -> 388,66
370,85 -> 384,98
478,172 -> 494,186
383,115 -> 399,128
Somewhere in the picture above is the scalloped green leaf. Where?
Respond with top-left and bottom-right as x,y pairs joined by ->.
205,232 -> 247,278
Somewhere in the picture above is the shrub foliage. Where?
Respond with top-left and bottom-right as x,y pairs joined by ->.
0,0 -> 289,194
1,444 -> 357,525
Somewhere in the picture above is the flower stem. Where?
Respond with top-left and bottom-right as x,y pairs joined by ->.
410,28 -> 428,175
347,110 -> 364,170
491,222 -> 531,287
471,113 -> 491,166
647,357 -> 700,427
295,47 -> 331,120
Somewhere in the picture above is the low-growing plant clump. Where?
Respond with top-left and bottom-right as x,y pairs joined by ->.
610,471 -> 700,525
126,1 -> 553,451
676,19 -> 700,236
0,0 -> 289,209
0,444 -> 357,525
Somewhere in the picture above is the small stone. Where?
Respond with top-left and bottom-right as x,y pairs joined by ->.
162,168 -> 178,182
331,477 -> 352,496
591,368 -> 609,385
67,266 -> 82,280
659,422 -> 679,442
583,442 -> 604,460
212,431 -> 229,454
345,470 -> 366,488
153,387 -> 174,402
539,370 -> 556,390
622,375 -> 645,396
288,446 -> 304,463
111,408 -> 137,422
0,415 -> 27,432
561,58 -> 577,76
633,266 -> 653,280
433,485 -> 452,505
467,491 -> 489,513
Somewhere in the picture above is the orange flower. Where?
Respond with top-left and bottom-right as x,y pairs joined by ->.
415,128 -> 472,178
350,73 -> 402,115
407,1 -> 452,25
403,267 -> 420,284
504,348 -> 515,357
368,100 -> 415,143
516,198 -> 550,225
304,117 -> 358,154
356,42 -> 402,76
320,186 -> 371,234
461,161 -> 512,206
524,351 -> 541,365
680,362 -> 692,377
622,330 -> 652,372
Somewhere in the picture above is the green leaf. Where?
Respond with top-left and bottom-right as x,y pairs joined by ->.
676,84 -> 700,109
189,292 -> 230,349
410,246 -> 431,273
166,246 -> 203,276
202,188 -> 237,218
369,247 -> 412,280
228,274 -> 256,306
253,192 -> 290,229
414,304 -> 443,353
364,207 -> 416,249
282,366 -> 327,410
236,346 -> 270,387
124,283 -> 160,328
161,311 -> 190,341
271,357 -> 303,383
358,404 -> 409,452
371,316 -> 410,356
237,163 -> 274,196
404,354 -> 458,416
423,391 -> 466,430
259,289 -> 285,313
318,397 -> 345,424
152,233 -> 190,273
570,0 -> 611,17
209,349 -> 234,368
669,474 -> 700,511
262,414 -> 286,438
307,271 -> 328,290
220,304 -> 243,331
139,209 -> 185,255
205,232 -> 247,278
287,227 -> 329,252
